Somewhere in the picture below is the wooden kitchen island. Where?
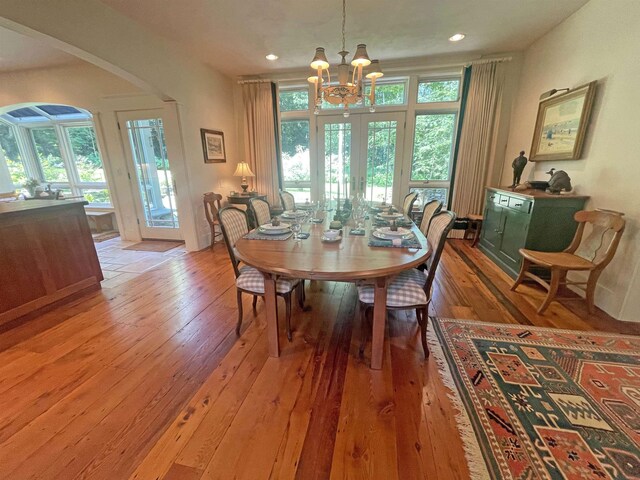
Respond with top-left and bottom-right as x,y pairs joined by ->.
0,199 -> 103,326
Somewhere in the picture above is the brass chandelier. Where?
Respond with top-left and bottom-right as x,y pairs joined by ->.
307,0 -> 384,117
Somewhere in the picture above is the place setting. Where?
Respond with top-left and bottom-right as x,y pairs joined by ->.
368,224 -> 422,248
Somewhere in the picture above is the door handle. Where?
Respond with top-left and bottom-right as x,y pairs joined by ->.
360,176 -> 364,191
351,176 -> 356,191
173,179 -> 177,195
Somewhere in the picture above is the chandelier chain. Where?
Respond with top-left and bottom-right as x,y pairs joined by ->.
341,0 -> 346,52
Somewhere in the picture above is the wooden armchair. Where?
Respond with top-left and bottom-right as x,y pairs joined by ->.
511,209 -> 625,314
203,192 -> 223,249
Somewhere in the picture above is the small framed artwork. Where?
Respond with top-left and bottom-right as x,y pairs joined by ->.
200,129 -> 226,163
530,81 -> 597,162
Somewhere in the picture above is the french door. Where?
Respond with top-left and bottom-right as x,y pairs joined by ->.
316,112 -> 405,205
117,110 -> 181,240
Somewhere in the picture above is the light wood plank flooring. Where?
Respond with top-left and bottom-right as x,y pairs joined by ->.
0,240 -> 636,479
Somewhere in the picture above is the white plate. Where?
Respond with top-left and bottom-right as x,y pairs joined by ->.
376,212 -> 404,220
373,227 -> 413,238
282,210 -> 307,217
321,235 -> 342,243
258,224 -> 291,235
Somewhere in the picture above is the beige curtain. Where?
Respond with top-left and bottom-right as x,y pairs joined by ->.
241,82 -> 280,205
450,61 -> 505,233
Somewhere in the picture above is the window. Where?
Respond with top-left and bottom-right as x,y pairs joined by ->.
281,119 -> 311,202
417,79 -> 460,103
365,81 -> 406,106
0,122 -> 27,187
31,127 -> 68,182
411,113 -> 456,181
67,126 -> 107,183
410,187 -> 449,208
279,88 -> 309,112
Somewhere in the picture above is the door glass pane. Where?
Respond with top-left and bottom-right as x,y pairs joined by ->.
67,126 -> 107,183
125,118 -> 179,229
411,113 -> 456,181
365,120 -> 397,204
324,122 -> 351,205
0,123 -> 27,187
31,127 -> 68,182
417,79 -> 460,103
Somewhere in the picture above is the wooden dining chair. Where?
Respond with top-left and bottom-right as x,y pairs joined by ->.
418,199 -> 443,236
402,191 -> 419,220
249,197 -> 272,227
358,210 -> 456,358
218,206 -> 303,340
511,209 -> 626,314
279,190 -> 296,211
203,192 -> 223,249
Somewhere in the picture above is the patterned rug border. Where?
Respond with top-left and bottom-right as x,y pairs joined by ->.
426,318 -> 492,479
427,317 -> 640,480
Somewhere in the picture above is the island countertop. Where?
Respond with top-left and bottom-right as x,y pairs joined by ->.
0,199 -> 88,216
0,199 -> 102,326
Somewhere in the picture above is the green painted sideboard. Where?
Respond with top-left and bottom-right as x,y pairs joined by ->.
478,187 -> 589,278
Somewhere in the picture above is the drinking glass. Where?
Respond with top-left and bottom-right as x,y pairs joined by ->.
291,217 -> 301,241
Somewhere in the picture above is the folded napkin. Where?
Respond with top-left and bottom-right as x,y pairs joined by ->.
296,232 -> 310,239
244,230 -> 292,241
349,228 -> 366,236
368,236 -> 422,249
373,219 -> 413,227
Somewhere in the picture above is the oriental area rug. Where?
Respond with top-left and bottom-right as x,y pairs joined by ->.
428,318 -> 640,479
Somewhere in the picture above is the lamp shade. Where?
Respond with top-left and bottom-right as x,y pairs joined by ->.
351,44 -> 371,67
310,47 -> 330,70
233,162 -> 255,177
366,59 -> 384,79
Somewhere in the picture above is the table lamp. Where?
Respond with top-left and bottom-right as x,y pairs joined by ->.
233,162 -> 255,193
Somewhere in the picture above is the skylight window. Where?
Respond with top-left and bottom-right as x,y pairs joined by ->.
1,104 -> 91,123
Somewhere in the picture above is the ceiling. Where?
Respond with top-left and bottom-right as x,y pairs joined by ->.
99,0 -> 589,76
0,26 -> 80,73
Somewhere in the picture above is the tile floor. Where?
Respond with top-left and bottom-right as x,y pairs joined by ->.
95,236 -> 187,289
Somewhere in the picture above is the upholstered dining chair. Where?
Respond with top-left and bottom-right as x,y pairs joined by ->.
203,192 -> 223,249
280,190 -> 296,211
402,191 -> 419,220
358,210 -> 456,358
218,206 -> 303,340
249,197 -> 272,227
418,199 -> 443,236
511,209 -> 625,314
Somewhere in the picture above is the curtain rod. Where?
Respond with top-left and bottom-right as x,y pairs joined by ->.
237,79 -> 272,84
467,56 -> 512,66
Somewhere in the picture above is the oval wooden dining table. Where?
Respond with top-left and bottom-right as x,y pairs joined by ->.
234,219 -> 431,369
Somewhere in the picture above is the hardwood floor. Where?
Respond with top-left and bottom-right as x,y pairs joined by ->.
0,240 -> 636,479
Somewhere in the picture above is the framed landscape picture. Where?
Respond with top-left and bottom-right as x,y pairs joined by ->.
530,81 -> 597,161
201,129 -> 226,163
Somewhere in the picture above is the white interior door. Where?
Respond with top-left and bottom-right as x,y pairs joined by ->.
117,110 -> 181,240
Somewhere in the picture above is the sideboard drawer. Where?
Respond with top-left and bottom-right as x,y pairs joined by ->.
507,196 -> 532,214
497,195 -> 510,207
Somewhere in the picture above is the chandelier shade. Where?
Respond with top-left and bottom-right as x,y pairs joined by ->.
308,0 -> 383,115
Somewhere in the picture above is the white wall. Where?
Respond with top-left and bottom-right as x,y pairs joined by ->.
0,0 -> 239,250
502,0 -> 640,321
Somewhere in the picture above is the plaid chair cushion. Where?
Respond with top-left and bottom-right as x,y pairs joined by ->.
252,199 -> 271,226
357,268 -> 428,307
219,208 -> 248,247
236,266 -> 300,294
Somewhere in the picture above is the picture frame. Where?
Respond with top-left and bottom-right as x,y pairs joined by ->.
200,129 -> 226,163
530,81 -> 597,162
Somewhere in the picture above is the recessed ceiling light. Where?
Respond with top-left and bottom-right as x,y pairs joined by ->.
266,54 -> 279,61
449,33 -> 466,42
